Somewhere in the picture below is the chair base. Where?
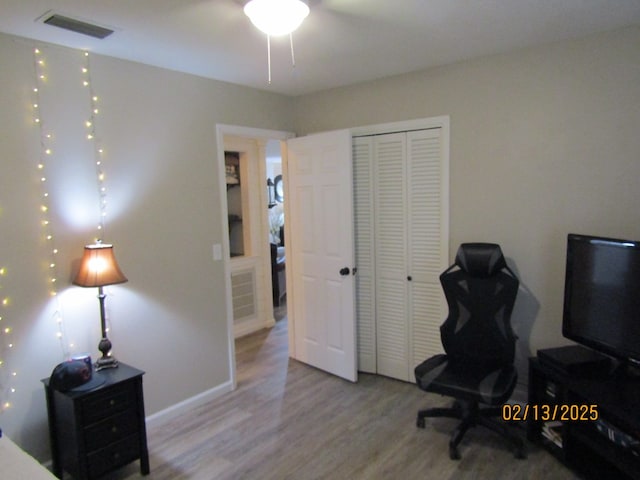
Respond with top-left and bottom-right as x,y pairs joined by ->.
417,400 -> 526,460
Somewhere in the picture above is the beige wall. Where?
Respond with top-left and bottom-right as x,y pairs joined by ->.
0,32 -> 292,458
1,24 -> 639,460
293,26 -> 640,378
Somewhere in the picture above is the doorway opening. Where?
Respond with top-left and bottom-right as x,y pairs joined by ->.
266,139 -> 286,309
216,125 -> 294,390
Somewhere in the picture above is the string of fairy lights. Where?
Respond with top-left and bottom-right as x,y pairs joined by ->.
81,50 -> 116,343
32,47 -> 70,361
81,51 -> 109,240
0,266 -> 16,413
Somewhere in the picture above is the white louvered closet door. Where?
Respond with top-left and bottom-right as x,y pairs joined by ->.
353,137 -> 376,373
374,133 -> 411,380
406,129 -> 447,370
353,127 -> 447,382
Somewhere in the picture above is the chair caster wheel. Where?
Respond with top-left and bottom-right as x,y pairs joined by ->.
449,444 -> 461,460
416,416 -> 425,428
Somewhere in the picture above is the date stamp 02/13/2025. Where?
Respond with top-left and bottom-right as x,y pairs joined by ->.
502,403 -> 599,422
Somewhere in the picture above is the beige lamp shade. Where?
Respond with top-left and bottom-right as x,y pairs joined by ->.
73,243 -> 128,288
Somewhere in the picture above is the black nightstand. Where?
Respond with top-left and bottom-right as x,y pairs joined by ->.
42,363 -> 150,479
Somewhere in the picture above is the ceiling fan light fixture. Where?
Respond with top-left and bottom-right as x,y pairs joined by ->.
244,0 -> 309,37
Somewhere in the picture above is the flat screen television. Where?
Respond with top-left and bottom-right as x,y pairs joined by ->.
563,233 -> 640,366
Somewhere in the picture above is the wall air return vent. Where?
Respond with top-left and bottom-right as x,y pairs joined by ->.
42,13 -> 114,39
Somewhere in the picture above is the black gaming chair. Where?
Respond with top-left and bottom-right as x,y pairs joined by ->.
414,243 -> 525,460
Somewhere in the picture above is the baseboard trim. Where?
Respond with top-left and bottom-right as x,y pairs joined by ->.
145,380 -> 234,429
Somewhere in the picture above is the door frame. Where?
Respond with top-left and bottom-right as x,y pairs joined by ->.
350,115 -> 450,139
216,124 -> 294,390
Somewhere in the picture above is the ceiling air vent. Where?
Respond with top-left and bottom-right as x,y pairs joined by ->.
43,13 -> 114,39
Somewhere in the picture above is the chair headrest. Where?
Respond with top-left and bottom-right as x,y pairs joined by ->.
455,243 -> 507,277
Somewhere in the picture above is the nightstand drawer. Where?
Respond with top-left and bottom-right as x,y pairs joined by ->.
84,408 -> 140,452
87,434 -> 141,479
82,381 -> 136,424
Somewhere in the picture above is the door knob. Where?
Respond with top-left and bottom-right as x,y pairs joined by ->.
339,267 -> 350,276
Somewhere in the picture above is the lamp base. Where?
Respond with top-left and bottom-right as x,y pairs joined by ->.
95,355 -> 118,371
95,336 -> 118,371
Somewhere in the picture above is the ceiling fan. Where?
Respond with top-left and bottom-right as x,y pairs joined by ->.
241,0 -> 311,84
244,0 -> 310,36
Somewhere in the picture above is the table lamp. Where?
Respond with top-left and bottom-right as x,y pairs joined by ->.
73,242 -> 127,370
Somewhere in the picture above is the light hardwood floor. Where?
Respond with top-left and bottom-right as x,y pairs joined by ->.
106,308 -> 580,480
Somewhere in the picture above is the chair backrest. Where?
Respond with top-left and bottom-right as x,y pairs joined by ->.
439,243 -> 519,367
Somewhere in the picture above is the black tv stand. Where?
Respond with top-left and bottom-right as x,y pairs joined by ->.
615,359 -> 640,379
528,346 -> 640,480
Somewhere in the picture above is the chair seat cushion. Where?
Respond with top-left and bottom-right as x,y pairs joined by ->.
415,354 -> 517,405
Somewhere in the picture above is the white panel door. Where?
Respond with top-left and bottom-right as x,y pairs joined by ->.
287,130 -> 357,382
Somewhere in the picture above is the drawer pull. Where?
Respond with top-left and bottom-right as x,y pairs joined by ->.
110,399 -> 116,406
111,426 -> 118,433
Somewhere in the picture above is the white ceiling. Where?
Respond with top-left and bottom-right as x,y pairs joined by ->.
1,0 -> 639,96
